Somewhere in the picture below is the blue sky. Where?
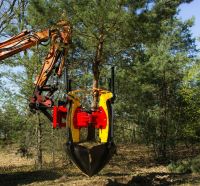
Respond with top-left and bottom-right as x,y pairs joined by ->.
179,0 -> 200,48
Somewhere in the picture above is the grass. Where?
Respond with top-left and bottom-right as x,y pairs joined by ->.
0,144 -> 200,185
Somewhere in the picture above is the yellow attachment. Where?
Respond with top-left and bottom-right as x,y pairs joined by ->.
67,92 -> 81,142
98,90 -> 113,143
67,89 -> 113,143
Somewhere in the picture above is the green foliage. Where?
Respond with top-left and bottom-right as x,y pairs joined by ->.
168,155 -> 200,173
115,14 -> 198,159
168,160 -> 191,173
191,155 -> 200,173
26,0 -> 192,77
0,0 -> 199,164
0,102 -> 24,144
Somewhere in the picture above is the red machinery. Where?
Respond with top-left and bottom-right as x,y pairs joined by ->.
0,22 -> 116,176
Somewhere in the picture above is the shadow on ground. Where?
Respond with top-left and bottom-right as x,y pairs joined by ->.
0,169 -> 62,186
106,172 -> 200,186
0,169 -> 200,186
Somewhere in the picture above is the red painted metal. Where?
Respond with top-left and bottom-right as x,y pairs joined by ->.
73,108 -> 90,128
29,91 -> 54,109
73,107 -> 107,129
92,107 -> 107,129
52,105 -> 67,128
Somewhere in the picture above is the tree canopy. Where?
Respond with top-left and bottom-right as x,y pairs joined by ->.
0,0 -> 199,161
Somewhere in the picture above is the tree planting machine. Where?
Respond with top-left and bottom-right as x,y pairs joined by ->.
0,21 -> 116,176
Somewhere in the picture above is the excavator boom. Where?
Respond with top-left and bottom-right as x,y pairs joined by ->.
0,21 -> 71,88
0,21 -> 71,119
0,29 -> 49,61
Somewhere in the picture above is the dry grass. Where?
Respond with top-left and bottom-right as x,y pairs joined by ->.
0,146 -> 34,167
0,144 -> 200,186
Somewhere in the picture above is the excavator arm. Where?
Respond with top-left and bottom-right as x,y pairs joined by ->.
0,21 -> 72,118
0,29 -> 49,61
0,21 -> 71,87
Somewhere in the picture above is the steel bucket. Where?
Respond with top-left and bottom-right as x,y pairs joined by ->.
66,142 -> 116,176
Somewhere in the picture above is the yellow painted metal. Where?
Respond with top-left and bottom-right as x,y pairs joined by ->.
66,89 -> 113,143
98,90 -> 113,143
67,91 -> 81,142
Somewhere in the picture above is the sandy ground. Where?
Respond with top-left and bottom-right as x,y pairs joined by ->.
0,144 -> 199,186
0,147 -> 34,168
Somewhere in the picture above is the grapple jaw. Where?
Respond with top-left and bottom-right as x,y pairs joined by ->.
65,88 -> 116,176
66,142 -> 116,177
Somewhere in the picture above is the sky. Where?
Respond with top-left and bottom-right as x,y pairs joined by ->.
179,0 -> 200,48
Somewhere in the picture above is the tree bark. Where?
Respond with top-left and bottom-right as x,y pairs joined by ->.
36,112 -> 42,169
51,127 -> 55,168
87,33 -> 104,141
92,33 -> 104,109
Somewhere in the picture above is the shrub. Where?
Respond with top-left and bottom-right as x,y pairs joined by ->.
168,155 -> 200,174
168,159 -> 192,173
191,155 -> 200,173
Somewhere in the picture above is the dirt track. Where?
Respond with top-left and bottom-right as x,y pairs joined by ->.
0,145 -> 199,186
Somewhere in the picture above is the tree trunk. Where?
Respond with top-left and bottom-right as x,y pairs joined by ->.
36,112 -> 42,169
157,69 -> 168,161
91,33 -> 103,109
131,125 -> 136,143
87,33 -> 104,141
51,127 -> 55,168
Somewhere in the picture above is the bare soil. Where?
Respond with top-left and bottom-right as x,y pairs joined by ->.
0,144 -> 199,186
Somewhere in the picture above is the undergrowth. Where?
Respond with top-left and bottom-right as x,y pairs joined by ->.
168,155 -> 200,173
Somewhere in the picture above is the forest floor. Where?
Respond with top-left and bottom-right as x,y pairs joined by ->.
0,144 -> 200,186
